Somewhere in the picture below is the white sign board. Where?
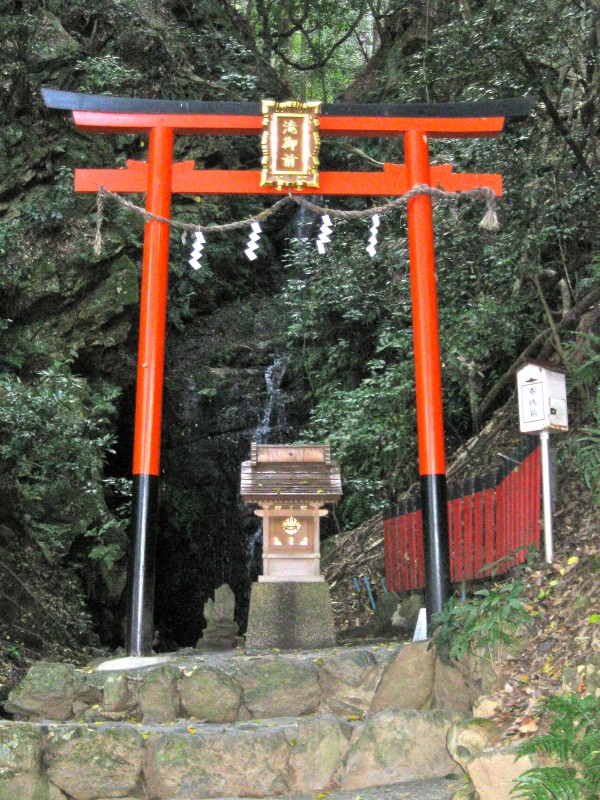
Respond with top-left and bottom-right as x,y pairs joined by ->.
516,362 -> 568,433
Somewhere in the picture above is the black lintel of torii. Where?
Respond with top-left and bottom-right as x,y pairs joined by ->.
42,88 -> 533,122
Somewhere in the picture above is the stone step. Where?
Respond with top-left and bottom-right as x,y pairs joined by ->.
0,709 -> 463,800
6,641 -> 472,725
216,777 -> 460,800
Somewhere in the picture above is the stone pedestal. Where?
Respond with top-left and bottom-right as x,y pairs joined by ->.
245,582 -> 336,652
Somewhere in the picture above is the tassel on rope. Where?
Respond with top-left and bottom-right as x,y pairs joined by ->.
479,190 -> 500,231
94,190 -> 104,255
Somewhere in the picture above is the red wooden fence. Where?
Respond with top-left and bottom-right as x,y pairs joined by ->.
383,442 -> 541,592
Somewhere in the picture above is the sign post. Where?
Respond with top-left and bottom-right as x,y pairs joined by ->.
516,360 -> 568,563
42,88 -> 531,650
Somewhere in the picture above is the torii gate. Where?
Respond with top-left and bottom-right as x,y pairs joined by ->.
42,89 -> 531,656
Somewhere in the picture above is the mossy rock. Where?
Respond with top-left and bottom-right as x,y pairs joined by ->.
6,662 -> 92,721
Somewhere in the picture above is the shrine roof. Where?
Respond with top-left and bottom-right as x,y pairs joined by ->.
240,444 -> 342,505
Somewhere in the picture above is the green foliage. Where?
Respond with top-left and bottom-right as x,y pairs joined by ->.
84,477 -> 131,569
430,576 -> 532,668
562,271 -> 600,509
513,694 -> 600,800
0,358 -> 121,563
1,641 -> 22,663
282,225 -> 420,523
240,0 -> 371,100
574,390 -> 600,509
75,55 -> 144,93
19,167 -> 78,233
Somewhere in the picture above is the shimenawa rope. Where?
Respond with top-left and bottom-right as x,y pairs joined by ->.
93,183 -> 499,256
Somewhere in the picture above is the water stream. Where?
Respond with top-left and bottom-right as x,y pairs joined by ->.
247,355 -> 291,578
255,356 -> 290,444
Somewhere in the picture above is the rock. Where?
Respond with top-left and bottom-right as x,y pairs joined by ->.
372,593 -> 402,634
0,774 -> 67,800
234,657 -> 321,718
144,723 -> 291,798
100,672 -> 131,713
462,651 -> 503,699
6,662 -> 93,721
446,718 -> 502,772
563,654 -> 600,697
339,709 -> 460,789
472,695 -> 501,719
138,665 -> 180,723
197,584 -> 239,650
465,748 -> 536,800
448,718 -> 538,800
29,10 -> 81,64
319,648 -> 384,716
288,715 -> 352,792
0,722 -> 42,798
391,593 -> 423,631
370,641 -> 436,712
44,725 -> 145,800
433,658 -> 472,715
178,667 -> 242,722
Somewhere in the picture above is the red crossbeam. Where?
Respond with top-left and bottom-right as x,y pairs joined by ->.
75,161 -> 502,196
72,111 -> 505,138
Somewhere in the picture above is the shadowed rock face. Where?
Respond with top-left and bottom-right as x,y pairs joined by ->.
157,295 -> 301,646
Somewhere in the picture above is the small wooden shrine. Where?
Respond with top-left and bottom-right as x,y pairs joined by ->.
241,443 -> 341,651
241,443 -> 342,582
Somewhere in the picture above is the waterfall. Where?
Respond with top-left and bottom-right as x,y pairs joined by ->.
255,356 -> 289,444
246,356 -> 290,580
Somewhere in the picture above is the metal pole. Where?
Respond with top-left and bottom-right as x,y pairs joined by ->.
128,125 -> 174,656
404,128 -> 451,628
539,430 -> 553,563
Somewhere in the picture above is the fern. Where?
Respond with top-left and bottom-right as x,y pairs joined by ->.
512,766 -> 579,800
512,694 -> 600,800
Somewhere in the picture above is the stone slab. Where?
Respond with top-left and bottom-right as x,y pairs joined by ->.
245,582 -> 336,652
338,709 -> 461,790
0,703 -> 465,799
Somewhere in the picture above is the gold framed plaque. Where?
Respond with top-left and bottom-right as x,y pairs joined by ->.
261,100 -> 321,190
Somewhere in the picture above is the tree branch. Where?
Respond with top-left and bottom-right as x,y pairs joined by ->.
516,47 -> 594,178
256,1 -> 368,71
321,140 -> 385,167
476,285 -> 600,424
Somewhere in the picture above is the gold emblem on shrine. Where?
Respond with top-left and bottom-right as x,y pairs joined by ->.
261,100 -> 321,190
282,516 -> 302,536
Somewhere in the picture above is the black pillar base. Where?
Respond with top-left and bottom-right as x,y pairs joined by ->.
128,474 -> 160,656
420,474 -> 451,631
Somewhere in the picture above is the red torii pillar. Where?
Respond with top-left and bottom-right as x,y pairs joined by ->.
42,89 -> 531,655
